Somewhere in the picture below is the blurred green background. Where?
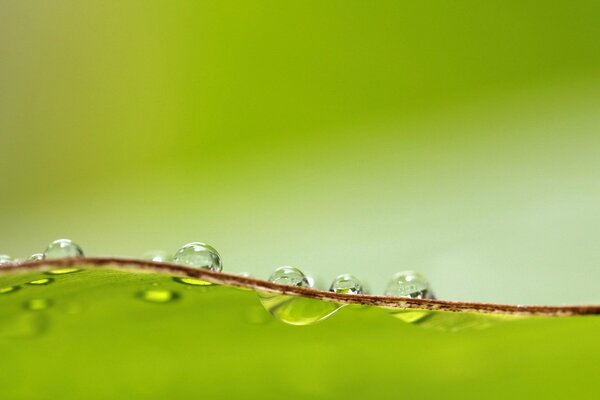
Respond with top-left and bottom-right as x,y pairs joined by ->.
2,0 -> 600,305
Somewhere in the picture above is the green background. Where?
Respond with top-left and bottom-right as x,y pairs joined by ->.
2,1 -> 600,305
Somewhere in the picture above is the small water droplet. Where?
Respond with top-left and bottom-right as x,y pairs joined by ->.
258,292 -> 343,326
138,289 -> 179,303
44,239 -> 84,259
173,242 -> 222,272
0,285 -> 20,294
329,274 -> 363,294
173,277 -> 213,286
268,266 -> 310,287
25,298 -> 52,311
27,278 -> 54,286
0,255 -> 13,266
28,253 -> 44,261
144,250 -> 172,263
384,271 -> 434,299
45,268 -> 81,275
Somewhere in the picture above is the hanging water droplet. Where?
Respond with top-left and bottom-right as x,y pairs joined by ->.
0,285 -> 20,295
329,274 -> 364,294
172,242 -> 222,272
384,271 -> 433,299
137,289 -> 179,303
268,266 -> 310,287
0,255 -> 13,266
258,292 -> 343,325
144,250 -> 172,263
24,298 -> 52,311
27,278 -> 54,286
28,253 -> 45,261
44,239 -> 84,259
45,268 -> 81,275
173,277 -> 213,286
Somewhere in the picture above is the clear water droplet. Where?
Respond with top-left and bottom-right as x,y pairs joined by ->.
0,285 -> 20,295
173,277 -> 213,286
268,266 -> 310,287
0,255 -> 13,265
173,242 -> 222,272
45,268 -> 81,275
25,298 -> 52,311
329,274 -> 363,294
258,292 -> 343,326
384,271 -> 433,299
138,289 -> 179,303
27,278 -> 54,286
144,250 -> 172,263
28,253 -> 44,261
44,239 -> 84,259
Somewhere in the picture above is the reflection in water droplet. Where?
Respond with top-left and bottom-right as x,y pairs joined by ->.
27,278 -> 55,286
28,253 -> 44,261
173,242 -> 222,272
144,250 -> 172,263
138,289 -> 179,303
0,255 -> 13,265
45,268 -> 81,275
173,277 -> 213,286
0,285 -> 20,294
258,292 -> 343,326
25,298 -> 52,311
268,266 -> 310,287
384,271 -> 434,299
387,309 -> 432,324
44,239 -> 84,259
329,274 -> 363,294
386,308 -> 520,331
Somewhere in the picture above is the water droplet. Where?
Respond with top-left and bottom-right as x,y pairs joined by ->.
384,271 -> 434,299
258,292 -> 343,326
0,285 -> 20,294
27,278 -> 54,286
329,274 -> 363,294
268,266 -> 310,287
44,239 -> 84,259
138,289 -> 179,303
25,298 -> 52,311
144,250 -> 171,263
173,242 -> 222,272
28,253 -> 44,261
173,277 -> 213,286
0,255 -> 13,266
45,268 -> 81,275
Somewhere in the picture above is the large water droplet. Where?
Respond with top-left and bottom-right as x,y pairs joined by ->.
44,239 -> 84,259
144,250 -> 171,263
25,298 -> 52,311
45,268 -> 81,275
173,277 -> 213,286
27,278 -> 54,286
0,255 -> 13,265
258,292 -> 343,326
138,289 -> 179,303
329,274 -> 363,294
0,285 -> 20,295
28,253 -> 44,261
384,271 -> 433,299
173,242 -> 222,272
268,266 -> 310,287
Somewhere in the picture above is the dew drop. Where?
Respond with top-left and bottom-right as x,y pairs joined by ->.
258,292 -> 343,326
138,289 -> 179,303
0,285 -> 20,295
268,266 -> 310,287
25,298 -> 52,311
384,271 -> 434,299
144,250 -> 172,263
173,277 -> 213,286
0,255 -> 13,266
28,253 -> 44,261
27,278 -> 54,286
44,239 -> 84,259
329,274 -> 363,294
173,242 -> 222,272
45,268 -> 81,275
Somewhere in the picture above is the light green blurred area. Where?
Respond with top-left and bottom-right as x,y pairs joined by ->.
2,1 -> 600,304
